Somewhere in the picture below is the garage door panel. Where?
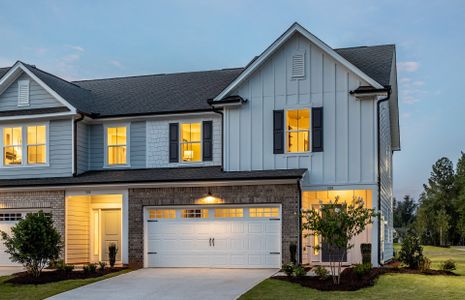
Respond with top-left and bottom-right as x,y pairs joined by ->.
0,217 -> 23,266
248,223 -> 265,233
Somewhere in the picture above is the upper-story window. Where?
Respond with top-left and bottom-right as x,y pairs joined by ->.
286,109 -> 310,153
2,124 -> 48,166
180,123 -> 201,162
106,126 -> 127,165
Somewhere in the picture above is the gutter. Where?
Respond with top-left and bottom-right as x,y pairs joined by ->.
375,87 -> 391,266
72,113 -> 85,176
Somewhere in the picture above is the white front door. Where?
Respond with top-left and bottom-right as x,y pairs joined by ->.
145,206 -> 281,268
0,212 -> 23,266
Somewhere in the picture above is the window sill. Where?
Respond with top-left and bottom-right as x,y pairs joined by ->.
1,163 -> 50,169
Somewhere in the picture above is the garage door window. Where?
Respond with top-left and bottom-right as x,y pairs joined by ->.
149,209 -> 176,219
214,208 -> 243,218
0,213 -> 22,221
249,207 -> 279,218
182,209 -> 208,219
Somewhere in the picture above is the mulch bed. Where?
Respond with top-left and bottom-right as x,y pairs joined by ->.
273,267 -> 457,291
5,267 -> 127,285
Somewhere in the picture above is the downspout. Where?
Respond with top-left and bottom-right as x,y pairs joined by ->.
376,88 -> 391,266
73,113 -> 85,176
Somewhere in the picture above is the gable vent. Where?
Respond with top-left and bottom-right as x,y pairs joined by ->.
291,50 -> 305,78
17,80 -> 30,106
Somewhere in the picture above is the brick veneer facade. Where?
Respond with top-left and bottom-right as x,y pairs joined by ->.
0,190 -> 66,243
128,183 -> 300,269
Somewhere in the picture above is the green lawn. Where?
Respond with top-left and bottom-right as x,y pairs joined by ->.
240,245 -> 465,300
0,269 -> 131,300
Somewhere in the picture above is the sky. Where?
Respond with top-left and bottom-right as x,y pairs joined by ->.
1,0 -> 464,200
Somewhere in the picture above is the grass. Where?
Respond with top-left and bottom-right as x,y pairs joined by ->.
240,245 -> 465,300
0,269 -> 131,300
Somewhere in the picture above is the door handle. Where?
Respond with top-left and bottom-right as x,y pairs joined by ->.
209,238 -> 212,247
212,238 -> 215,247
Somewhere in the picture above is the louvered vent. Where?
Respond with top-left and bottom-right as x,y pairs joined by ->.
291,50 -> 305,78
18,80 -> 30,106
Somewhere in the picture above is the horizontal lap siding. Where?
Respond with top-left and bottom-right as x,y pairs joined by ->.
0,119 -> 72,179
66,196 -> 90,264
0,73 -> 64,110
89,124 -> 104,169
130,121 -> 146,168
76,122 -> 89,174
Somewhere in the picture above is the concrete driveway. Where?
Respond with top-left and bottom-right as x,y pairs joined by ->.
0,266 -> 23,276
48,268 -> 277,300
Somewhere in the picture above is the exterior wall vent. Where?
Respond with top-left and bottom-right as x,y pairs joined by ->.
291,50 -> 305,78
17,79 -> 30,106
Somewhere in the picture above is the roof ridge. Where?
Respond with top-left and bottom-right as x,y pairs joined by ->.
334,44 -> 395,51
72,67 -> 245,83
24,63 -> 90,91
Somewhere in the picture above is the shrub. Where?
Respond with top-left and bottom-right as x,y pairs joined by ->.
64,264 -> 74,273
398,233 -> 423,269
440,259 -> 456,271
360,243 -> 372,264
54,259 -> 65,271
289,242 -> 297,264
83,265 -> 90,274
353,263 -> 372,278
293,265 -> 307,277
419,256 -> 432,272
109,243 -> 118,268
0,211 -> 62,278
313,265 -> 329,280
282,263 -> 294,277
98,261 -> 107,272
88,263 -> 97,273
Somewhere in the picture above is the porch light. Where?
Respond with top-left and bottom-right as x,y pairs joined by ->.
195,191 -> 224,205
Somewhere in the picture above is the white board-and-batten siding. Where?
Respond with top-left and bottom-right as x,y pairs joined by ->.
223,32 -> 377,188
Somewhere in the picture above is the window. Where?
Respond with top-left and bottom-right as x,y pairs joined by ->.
3,127 -> 22,165
17,80 -> 30,106
180,123 -> 201,162
107,126 -> 127,165
214,208 -> 243,218
249,207 -> 279,218
27,125 -> 46,164
0,213 -> 22,221
286,109 -> 310,153
182,209 -> 208,219
149,209 -> 176,219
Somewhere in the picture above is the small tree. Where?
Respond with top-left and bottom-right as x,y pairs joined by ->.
398,232 -> 423,268
0,211 -> 62,278
435,209 -> 450,246
108,243 -> 118,268
302,197 -> 377,285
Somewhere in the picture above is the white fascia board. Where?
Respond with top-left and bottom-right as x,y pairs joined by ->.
0,112 -> 76,122
214,23 -> 384,101
0,62 -> 77,113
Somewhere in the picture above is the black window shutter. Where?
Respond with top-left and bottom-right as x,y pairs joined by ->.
169,123 -> 179,162
273,110 -> 285,154
312,107 -> 324,152
202,121 -> 213,161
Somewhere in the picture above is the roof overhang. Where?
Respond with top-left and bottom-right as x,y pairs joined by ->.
350,86 -> 389,99
213,22 -> 384,102
0,61 -> 77,113
208,95 -> 247,108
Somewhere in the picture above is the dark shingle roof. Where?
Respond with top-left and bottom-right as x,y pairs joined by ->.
0,67 -> 9,78
0,166 -> 306,188
335,44 -> 395,86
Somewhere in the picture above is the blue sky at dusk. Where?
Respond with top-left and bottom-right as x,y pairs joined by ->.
1,0 -> 464,200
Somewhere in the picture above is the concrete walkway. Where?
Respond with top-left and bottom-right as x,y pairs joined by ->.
0,266 -> 23,276
48,268 -> 277,300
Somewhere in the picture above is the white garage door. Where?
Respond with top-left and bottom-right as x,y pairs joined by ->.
145,206 -> 281,268
0,212 -> 23,266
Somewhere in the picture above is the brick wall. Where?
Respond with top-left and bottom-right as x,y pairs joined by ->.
128,183 -> 300,268
0,190 -> 65,242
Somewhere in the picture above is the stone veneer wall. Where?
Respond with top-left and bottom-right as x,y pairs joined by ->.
0,190 -> 65,244
128,183 -> 300,268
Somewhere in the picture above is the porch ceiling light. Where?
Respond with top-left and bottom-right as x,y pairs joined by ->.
195,191 -> 224,205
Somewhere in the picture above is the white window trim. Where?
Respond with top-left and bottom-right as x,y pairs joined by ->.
103,123 -> 131,168
0,122 -> 50,168
178,121 -> 203,164
17,79 -> 30,107
285,108 -> 311,154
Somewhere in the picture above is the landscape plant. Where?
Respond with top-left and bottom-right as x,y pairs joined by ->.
293,265 -> 307,277
0,211 -> 62,278
398,232 -> 424,268
282,263 -> 294,277
302,196 -> 377,284
98,261 -> 107,272
312,265 -> 329,280
108,243 -> 118,268
440,259 -> 457,271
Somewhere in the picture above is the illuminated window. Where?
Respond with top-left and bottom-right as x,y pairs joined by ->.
27,125 -> 46,164
3,127 -> 22,165
215,208 -> 243,218
0,213 -> 22,221
286,109 -> 310,152
182,209 -> 208,219
149,209 -> 176,219
180,123 -> 201,162
107,127 -> 127,165
249,207 -> 279,218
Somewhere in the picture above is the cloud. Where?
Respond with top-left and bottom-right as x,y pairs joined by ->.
397,61 -> 419,72
402,96 -> 419,105
402,112 -> 411,119
109,60 -> 124,69
66,45 -> 85,52
399,76 -> 426,105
